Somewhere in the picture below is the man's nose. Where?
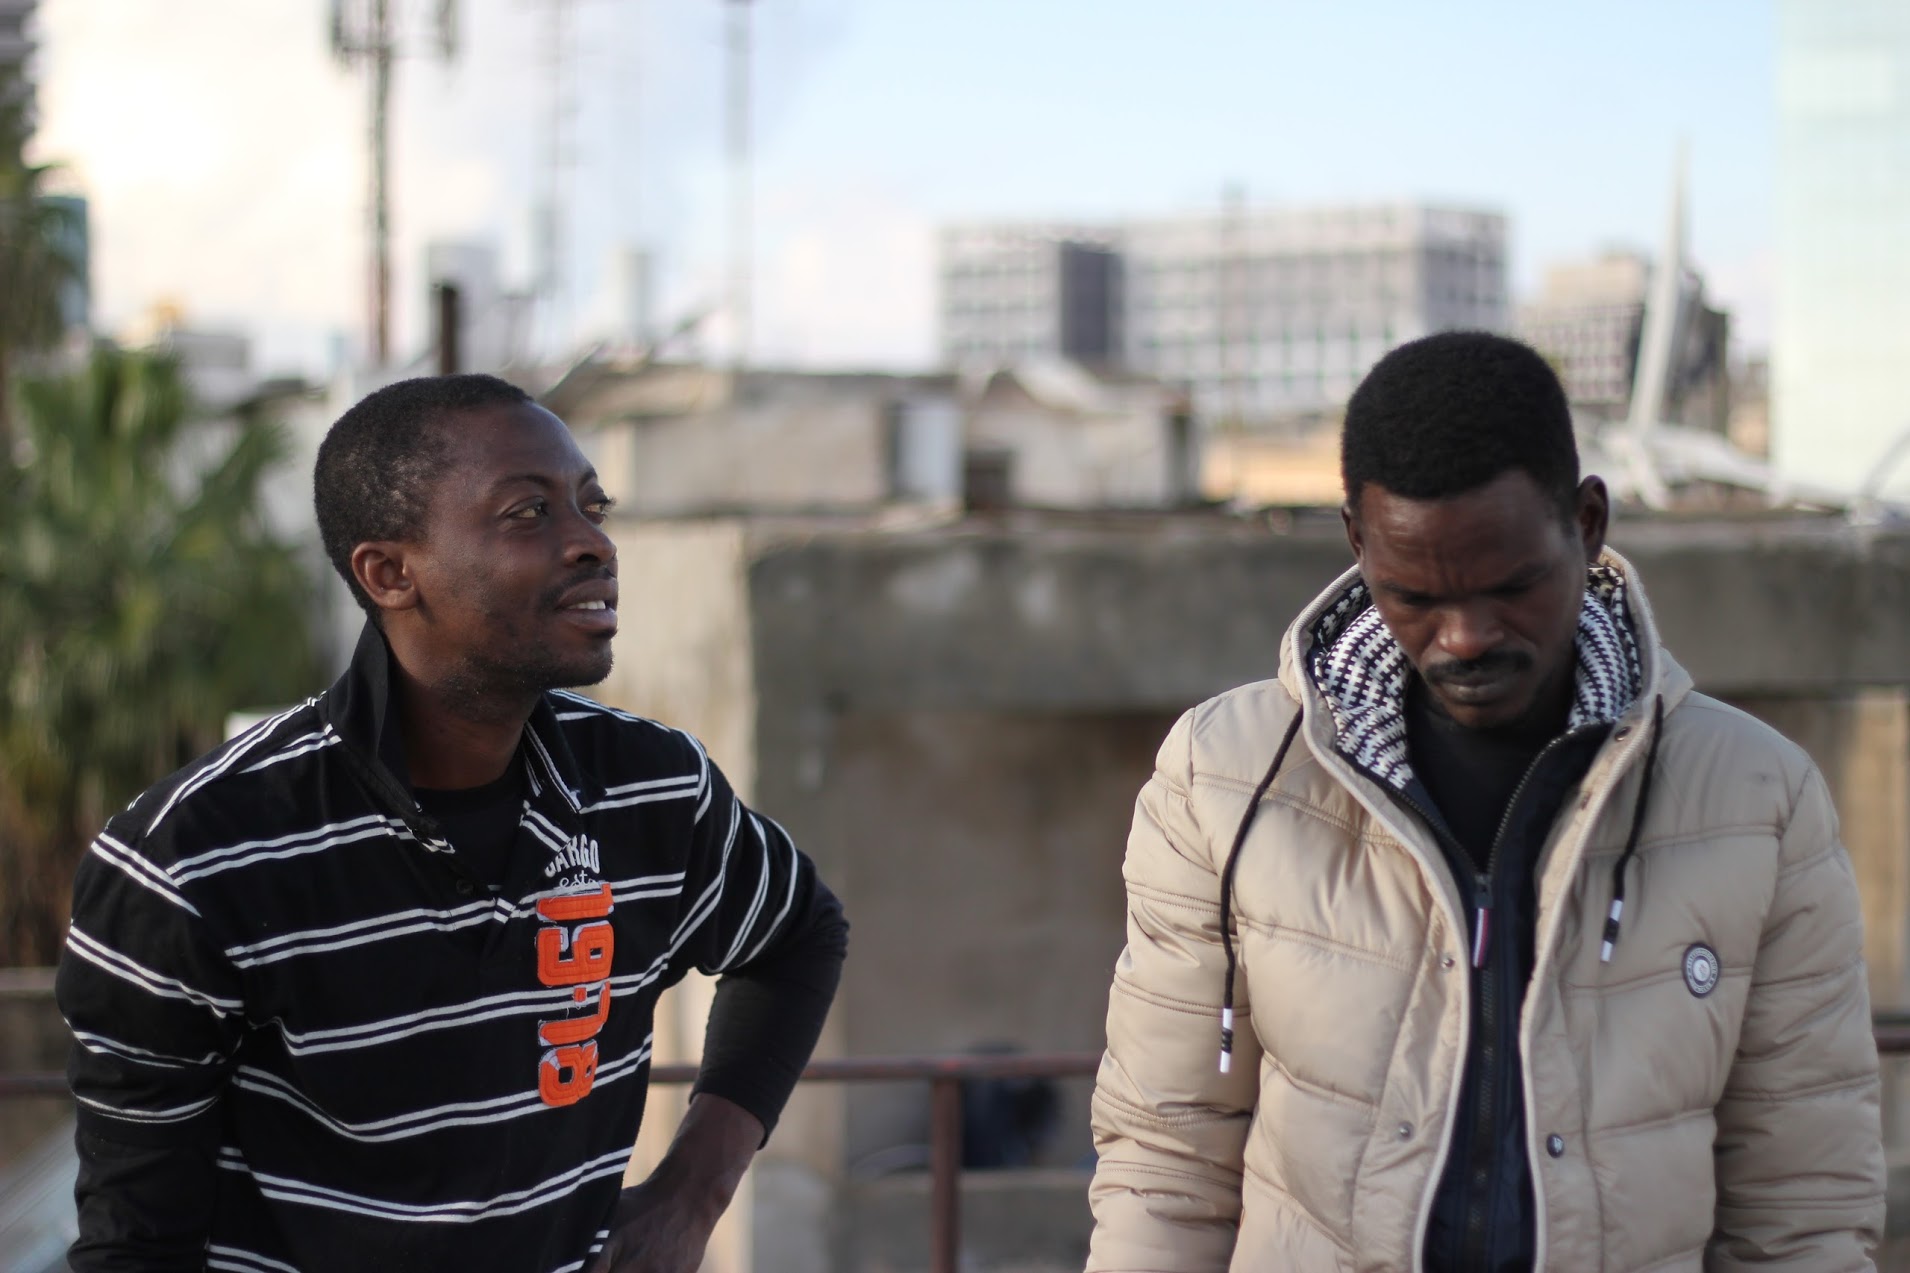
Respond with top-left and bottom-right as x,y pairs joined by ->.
565,515 -> 617,568
1436,603 -> 1503,663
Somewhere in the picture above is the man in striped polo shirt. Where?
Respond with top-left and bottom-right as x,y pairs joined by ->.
57,374 -> 848,1272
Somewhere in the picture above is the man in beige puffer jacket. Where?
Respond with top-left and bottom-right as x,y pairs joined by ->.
1088,333 -> 1885,1272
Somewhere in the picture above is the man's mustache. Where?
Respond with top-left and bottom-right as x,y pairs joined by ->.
540,567 -> 618,610
1423,649 -> 1532,686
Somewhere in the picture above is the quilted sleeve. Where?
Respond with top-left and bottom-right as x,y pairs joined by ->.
1087,706 -> 1260,1273
1708,763 -> 1885,1269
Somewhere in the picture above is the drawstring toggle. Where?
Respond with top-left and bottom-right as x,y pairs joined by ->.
1600,897 -> 1623,963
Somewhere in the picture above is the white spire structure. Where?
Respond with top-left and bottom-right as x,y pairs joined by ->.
1618,147 -> 1690,508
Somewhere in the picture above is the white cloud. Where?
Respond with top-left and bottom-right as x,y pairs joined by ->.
28,0 -> 896,376
752,180 -> 934,369
32,0 -> 545,372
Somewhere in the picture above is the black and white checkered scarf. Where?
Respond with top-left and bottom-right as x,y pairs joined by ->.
1305,563 -> 1643,793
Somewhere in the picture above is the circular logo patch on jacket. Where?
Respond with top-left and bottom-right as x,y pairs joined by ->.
1683,943 -> 1720,998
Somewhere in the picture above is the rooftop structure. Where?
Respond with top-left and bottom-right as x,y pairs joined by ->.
541,357 -> 1201,518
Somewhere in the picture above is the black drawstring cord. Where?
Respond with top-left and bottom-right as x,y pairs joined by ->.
1218,710 -> 1305,1074
1600,695 -> 1665,963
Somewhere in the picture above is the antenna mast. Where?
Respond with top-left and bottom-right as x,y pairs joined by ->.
331,0 -> 459,368
532,0 -> 580,356
726,0 -> 752,369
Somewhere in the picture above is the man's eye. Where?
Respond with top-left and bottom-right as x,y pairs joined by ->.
509,501 -> 547,520
585,497 -> 616,519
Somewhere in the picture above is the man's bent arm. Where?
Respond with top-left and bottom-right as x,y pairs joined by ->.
1708,763 -> 1885,1269
1088,706 -> 1261,1273
691,877 -> 846,1137
57,822 -> 243,1271
680,755 -> 847,1139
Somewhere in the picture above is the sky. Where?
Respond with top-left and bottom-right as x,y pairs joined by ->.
31,0 -> 1774,379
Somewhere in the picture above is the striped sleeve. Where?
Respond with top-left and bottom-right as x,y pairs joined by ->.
57,821 -> 244,1145
671,747 -> 846,1137
672,747 -> 815,981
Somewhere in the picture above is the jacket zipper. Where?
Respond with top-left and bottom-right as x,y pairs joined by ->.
1456,730 -> 1576,1272
1379,781 -> 1499,1271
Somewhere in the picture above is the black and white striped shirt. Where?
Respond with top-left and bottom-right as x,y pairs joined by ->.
58,622 -> 845,1272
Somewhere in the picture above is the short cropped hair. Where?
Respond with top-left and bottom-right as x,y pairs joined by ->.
314,373 -> 532,615
1341,331 -> 1578,520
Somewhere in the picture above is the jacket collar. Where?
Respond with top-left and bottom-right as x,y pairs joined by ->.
317,619 -> 589,817
1281,548 -> 1686,793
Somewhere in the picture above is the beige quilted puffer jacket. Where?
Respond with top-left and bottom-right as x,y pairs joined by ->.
1088,554 -> 1885,1272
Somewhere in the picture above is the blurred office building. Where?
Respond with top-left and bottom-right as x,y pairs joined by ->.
1518,248 -> 1730,434
939,223 -> 1125,368
40,192 -> 87,333
1774,0 -> 1910,494
941,203 -> 1508,425
3,0 -> 89,350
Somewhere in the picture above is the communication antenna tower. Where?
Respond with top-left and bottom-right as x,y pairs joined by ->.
330,0 -> 459,368
527,0 -> 583,355
726,0 -> 752,369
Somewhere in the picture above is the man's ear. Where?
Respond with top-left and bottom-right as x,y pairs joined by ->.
350,542 -> 420,616
1575,476 -> 1610,564
1342,501 -> 1365,564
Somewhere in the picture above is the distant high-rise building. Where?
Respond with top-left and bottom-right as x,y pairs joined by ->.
939,203 -> 1508,423
1518,248 -> 1730,434
1774,0 -> 1910,492
42,191 -> 88,331
940,223 -> 1124,368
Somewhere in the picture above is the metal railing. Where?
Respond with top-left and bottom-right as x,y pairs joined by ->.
0,1051 -> 1102,1273
12,1023 -> 1910,1273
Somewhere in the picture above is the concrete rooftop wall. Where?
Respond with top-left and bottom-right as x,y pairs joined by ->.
743,516 -> 1910,728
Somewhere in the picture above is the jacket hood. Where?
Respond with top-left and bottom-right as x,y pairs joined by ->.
1277,547 -> 1692,775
